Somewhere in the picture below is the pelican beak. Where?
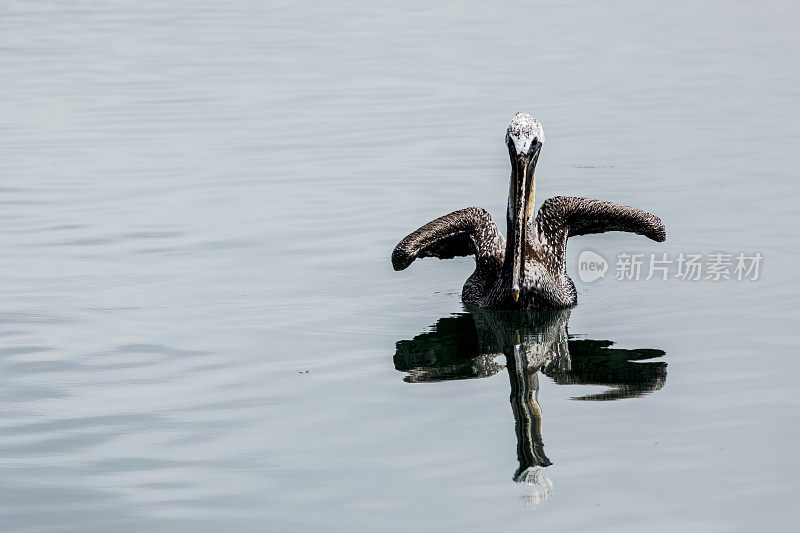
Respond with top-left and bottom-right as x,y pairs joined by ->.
509,142 -> 540,303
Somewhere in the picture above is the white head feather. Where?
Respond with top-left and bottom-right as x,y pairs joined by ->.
506,112 -> 545,155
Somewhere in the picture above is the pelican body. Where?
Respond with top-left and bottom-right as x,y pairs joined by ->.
392,113 -> 666,309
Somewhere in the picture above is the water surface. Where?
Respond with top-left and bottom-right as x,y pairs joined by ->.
1,1 -> 798,531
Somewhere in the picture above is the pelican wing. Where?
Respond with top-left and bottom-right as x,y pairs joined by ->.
392,207 -> 503,271
536,196 -> 666,241
533,196 -> 665,275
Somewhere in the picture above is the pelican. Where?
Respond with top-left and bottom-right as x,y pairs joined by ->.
392,112 -> 666,309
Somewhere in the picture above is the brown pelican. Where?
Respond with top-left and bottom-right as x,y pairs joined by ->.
392,113 -> 666,309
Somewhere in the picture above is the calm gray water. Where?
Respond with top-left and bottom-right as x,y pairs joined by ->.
1,1 -> 799,531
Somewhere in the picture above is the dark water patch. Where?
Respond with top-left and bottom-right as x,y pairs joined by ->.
114,344 -> 210,357
122,231 -> 182,239
0,312 -> 73,325
0,345 -> 52,356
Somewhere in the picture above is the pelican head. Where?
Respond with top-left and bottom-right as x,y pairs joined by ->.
505,113 -> 544,302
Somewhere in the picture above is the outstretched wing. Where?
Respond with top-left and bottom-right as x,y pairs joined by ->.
534,196 -> 666,274
392,207 -> 504,271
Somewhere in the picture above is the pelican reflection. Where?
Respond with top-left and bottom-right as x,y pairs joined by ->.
394,307 -> 666,502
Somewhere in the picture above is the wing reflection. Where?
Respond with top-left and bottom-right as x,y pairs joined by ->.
394,306 -> 666,503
